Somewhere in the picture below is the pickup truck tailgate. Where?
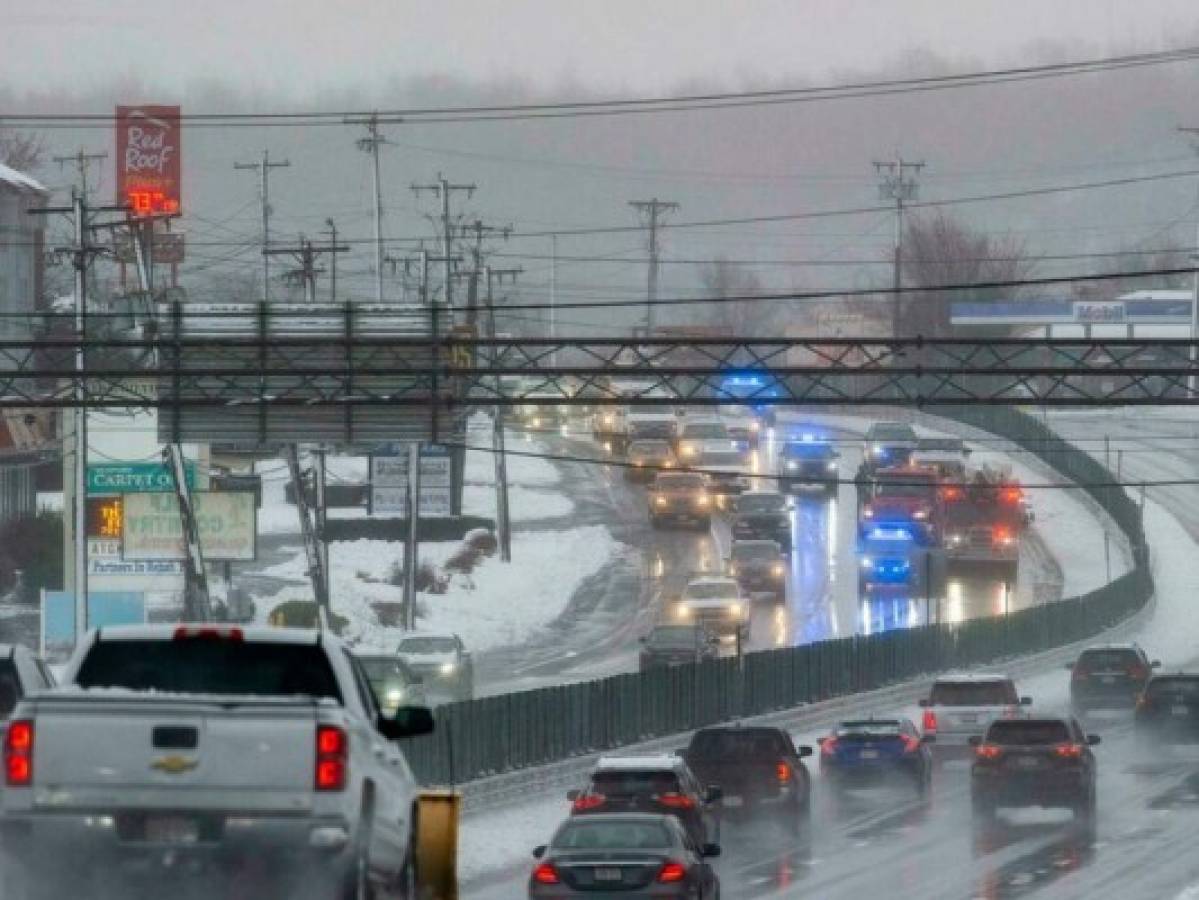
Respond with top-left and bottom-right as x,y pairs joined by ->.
28,697 -> 321,809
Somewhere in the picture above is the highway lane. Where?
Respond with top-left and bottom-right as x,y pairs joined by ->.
476,412 -> 1061,697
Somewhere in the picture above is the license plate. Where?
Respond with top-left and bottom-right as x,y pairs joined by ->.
145,816 -> 199,845
1013,756 -> 1042,769
1173,705 -> 1190,717
594,868 -> 623,882
723,795 -> 744,808
859,749 -> 880,760
1099,675 -> 1116,685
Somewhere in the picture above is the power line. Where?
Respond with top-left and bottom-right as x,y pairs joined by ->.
7,45 -> 1199,128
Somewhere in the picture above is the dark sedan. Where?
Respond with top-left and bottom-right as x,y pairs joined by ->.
727,539 -> 786,601
638,626 -> 719,671
971,717 -> 1099,824
1135,673 -> 1199,742
1069,644 -> 1159,713
730,491 -> 791,549
819,718 -> 933,798
530,814 -> 720,899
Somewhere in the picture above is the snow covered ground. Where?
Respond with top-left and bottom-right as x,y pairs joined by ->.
454,490 -> 1191,886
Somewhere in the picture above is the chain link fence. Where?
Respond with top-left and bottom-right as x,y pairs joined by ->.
401,406 -> 1152,785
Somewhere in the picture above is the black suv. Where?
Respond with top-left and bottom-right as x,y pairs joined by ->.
777,440 -> 839,495
638,625 -> 719,671
1134,673 -> 1199,742
861,422 -> 918,475
970,717 -> 1099,825
727,540 -> 786,602
1068,644 -> 1159,713
567,756 -> 720,847
681,726 -> 813,835
730,491 -> 791,549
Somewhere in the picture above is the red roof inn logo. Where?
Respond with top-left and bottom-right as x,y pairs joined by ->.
115,105 -> 182,216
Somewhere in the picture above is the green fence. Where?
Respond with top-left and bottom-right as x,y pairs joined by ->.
401,407 -> 1153,785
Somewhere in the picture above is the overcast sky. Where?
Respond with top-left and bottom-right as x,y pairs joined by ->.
5,0 -> 1198,100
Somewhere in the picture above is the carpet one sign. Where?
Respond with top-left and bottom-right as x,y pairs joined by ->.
115,105 -> 182,216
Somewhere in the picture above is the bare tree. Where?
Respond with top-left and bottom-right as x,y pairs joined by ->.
695,257 -> 775,335
1078,235 -> 1192,297
899,211 -> 1037,336
0,130 -> 46,173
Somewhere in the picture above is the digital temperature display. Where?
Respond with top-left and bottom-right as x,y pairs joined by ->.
126,190 -> 180,216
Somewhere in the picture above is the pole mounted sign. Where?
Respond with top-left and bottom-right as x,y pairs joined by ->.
115,105 -> 182,217
121,491 -> 257,562
370,444 -> 452,517
87,462 -> 196,495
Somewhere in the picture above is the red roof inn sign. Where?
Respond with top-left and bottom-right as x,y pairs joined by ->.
115,105 -> 181,216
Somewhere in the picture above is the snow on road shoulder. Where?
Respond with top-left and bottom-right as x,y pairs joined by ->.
256,525 -> 619,655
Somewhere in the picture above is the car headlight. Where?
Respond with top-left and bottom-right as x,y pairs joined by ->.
750,421 -> 760,433
728,565 -> 738,576
826,461 -> 838,471
786,461 -> 799,471
385,687 -> 405,706
531,417 -> 541,428
872,444 -> 885,456
663,460 -> 675,468
913,509 -> 928,520
948,533 -> 962,545
771,564 -> 785,578
676,605 -> 692,620
603,415 -> 614,426
729,603 -> 743,618
439,662 -> 457,676
633,459 -> 643,467
696,494 -> 711,507
682,445 -> 697,457
862,507 -> 874,518
860,556 -> 873,569
654,495 -> 668,507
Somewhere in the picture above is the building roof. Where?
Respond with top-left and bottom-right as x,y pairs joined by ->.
0,162 -> 46,194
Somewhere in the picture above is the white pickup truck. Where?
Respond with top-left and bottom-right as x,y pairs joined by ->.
0,624 -> 433,899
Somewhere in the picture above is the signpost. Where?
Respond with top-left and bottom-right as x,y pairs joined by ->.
116,105 -> 182,218
121,491 -> 257,562
370,444 -> 452,518
87,462 -> 197,495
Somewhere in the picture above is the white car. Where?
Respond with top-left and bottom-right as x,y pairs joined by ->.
396,631 -> 474,701
676,576 -> 749,640
0,625 -> 432,899
677,418 -> 731,462
918,673 -> 1031,760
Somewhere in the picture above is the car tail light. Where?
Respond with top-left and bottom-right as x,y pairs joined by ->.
571,793 -> 606,812
922,709 -> 937,733
1053,743 -> 1084,760
820,737 -> 839,756
656,792 -> 696,810
776,761 -> 791,784
993,526 -> 1013,546
940,486 -> 962,501
900,734 -> 920,753
315,725 -> 347,791
658,862 -> 687,883
975,743 -> 1003,761
173,626 -> 244,642
5,719 -> 33,787
533,863 -> 560,885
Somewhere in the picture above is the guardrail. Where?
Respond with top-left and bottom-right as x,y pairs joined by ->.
401,405 -> 1153,786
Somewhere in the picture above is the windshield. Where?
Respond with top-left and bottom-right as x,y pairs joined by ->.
589,770 -> 681,797
1078,650 -> 1140,670
986,720 -> 1071,745
835,721 -> 905,739
875,483 -> 935,499
682,422 -> 728,440
75,639 -> 342,700
929,681 -> 1018,706
737,494 -> 784,514
357,657 -> 415,684
397,637 -> 458,654
553,820 -> 673,851
684,582 -> 737,600
783,443 -> 834,459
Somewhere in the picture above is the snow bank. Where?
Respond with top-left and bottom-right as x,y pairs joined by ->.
255,525 -> 619,655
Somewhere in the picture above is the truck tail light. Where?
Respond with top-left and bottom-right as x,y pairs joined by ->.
173,626 -> 244,642
571,793 -> 606,812
922,709 -> 937,733
776,761 -> 791,784
657,861 -> 687,883
5,719 -> 34,787
315,725 -> 348,791
993,526 -> 1014,546
532,863 -> 560,884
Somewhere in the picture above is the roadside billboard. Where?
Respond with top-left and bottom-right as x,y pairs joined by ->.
370,444 -> 452,517
122,491 -> 257,562
115,104 -> 182,217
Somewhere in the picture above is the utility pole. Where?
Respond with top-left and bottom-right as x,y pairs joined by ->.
1175,128 -> 1199,395
483,265 -> 522,563
392,248 -> 462,307
628,199 -> 679,336
873,154 -> 925,338
347,114 -> 402,303
265,236 -> 350,304
324,219 -> 340,302
461,219 -> 511,330
412,174 -> 476,311
53,149 -> 107,203
234,150 -> 291,302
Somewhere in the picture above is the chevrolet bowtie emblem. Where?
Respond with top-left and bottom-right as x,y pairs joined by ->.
151,755 -> 198,775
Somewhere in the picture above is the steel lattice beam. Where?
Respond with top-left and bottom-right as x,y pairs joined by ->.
0,335 -> 1197,408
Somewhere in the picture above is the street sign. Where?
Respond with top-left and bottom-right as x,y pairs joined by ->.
88,462 -> 197,495
121,491 -> 257,561
370,444 -> 452,518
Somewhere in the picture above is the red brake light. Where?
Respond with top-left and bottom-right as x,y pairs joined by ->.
572,793 -> 606,812
658,861 -> 687,884
993,526 -> 1013,545
975,743 -> 1003,760
922,709 -> 937,733
5,719 -> 33,787
901,734 -> 920,753
533,863 -> 560,885
173,626 -> 244,642
656,792 -> 695,810
776,761 -> 791,784
1000,487 -> 1021,504
315,725 -> 347,791
1053,743 -> 1084,760
940,486 -> 962,501
820,737 -> 839,756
